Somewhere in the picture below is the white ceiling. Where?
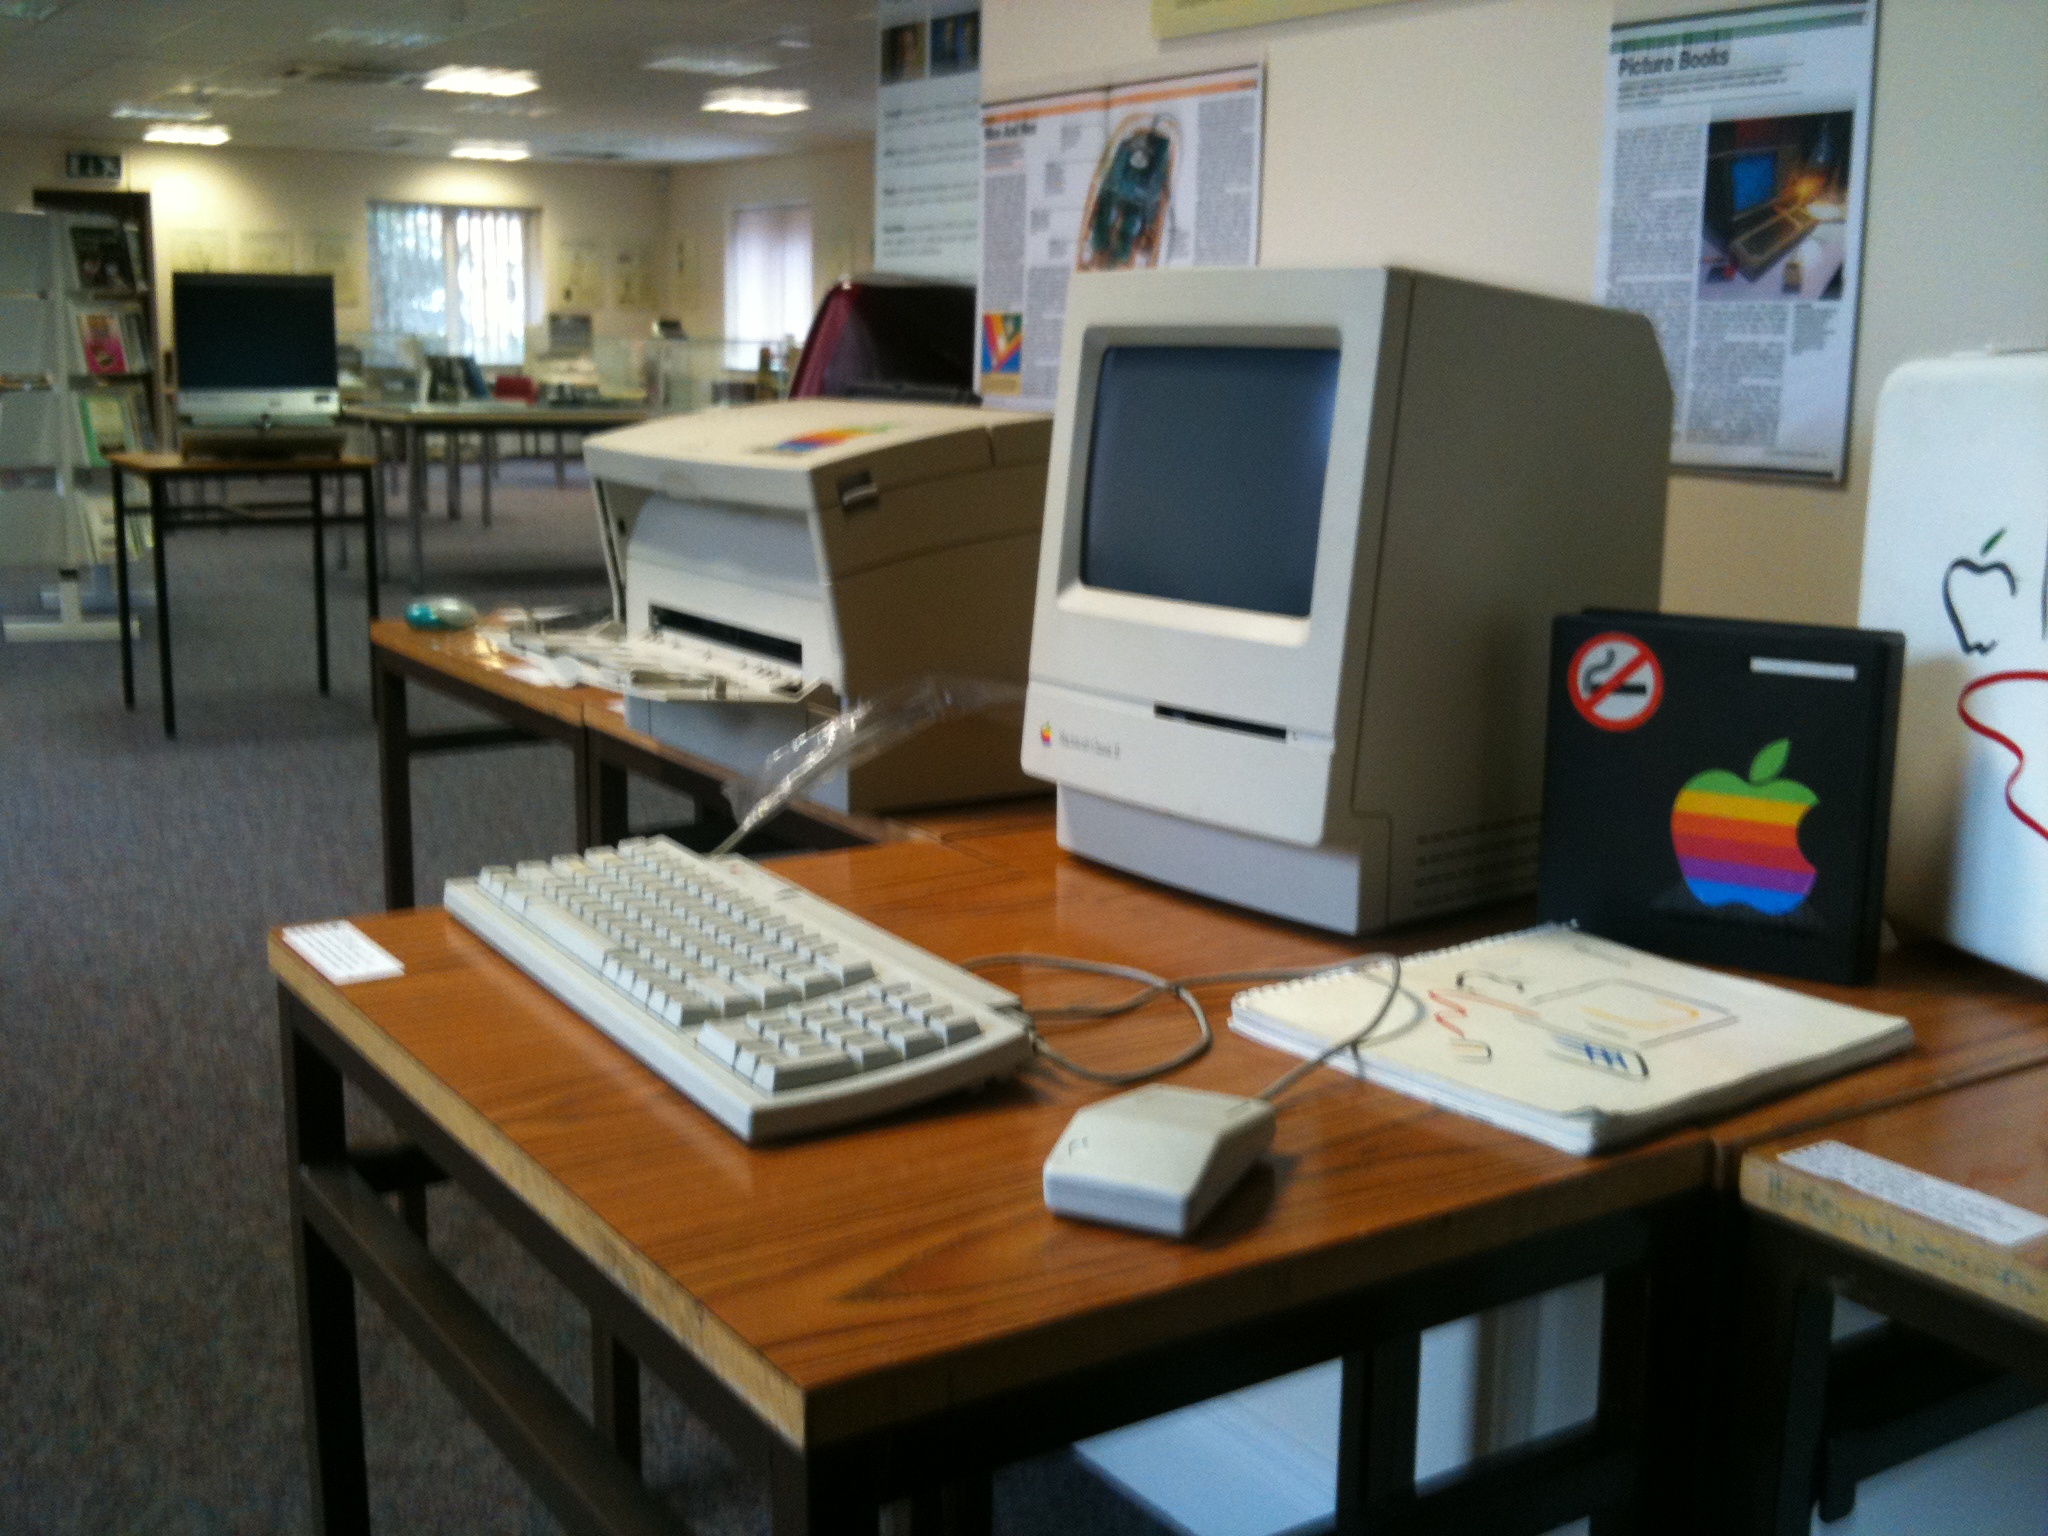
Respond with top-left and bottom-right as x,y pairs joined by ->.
0,0 -> 881,165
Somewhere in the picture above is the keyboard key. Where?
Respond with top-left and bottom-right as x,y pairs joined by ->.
925,1015 -> 981,1045
890,1027 -> 943,1058
753,1050 -> 857,1091
694,1024 -> 748,1067
683,974 -> 754,1017
841,1034 -> 904,1070
515,893 -> 619,968
810,946 -> 877,985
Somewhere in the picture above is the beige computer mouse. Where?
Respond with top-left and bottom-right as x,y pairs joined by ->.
1042,1084 -> 1277,1238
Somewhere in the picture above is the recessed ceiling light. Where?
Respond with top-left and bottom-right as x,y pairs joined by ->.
450,140 -> 529,161
453,100 -> 555,118
169,82 -> 281,99
112,104 -> 212,122
144,123 -> 231,145
702,87 -> 808,116
313,25 -> 442,50
646,52 -> 776,78
422,65 -> 538,97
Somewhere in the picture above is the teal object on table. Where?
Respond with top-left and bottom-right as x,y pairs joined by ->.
405,596 -> 477,630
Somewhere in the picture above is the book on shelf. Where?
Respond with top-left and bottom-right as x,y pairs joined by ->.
76,309 -> 129,375
69,223 -> 139,296
75,387 -> 149,466
1229,924 -> 1912,1155
117,309 -> 149,371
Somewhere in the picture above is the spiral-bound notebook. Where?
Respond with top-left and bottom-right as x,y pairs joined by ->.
1229,926 -> 1910,1154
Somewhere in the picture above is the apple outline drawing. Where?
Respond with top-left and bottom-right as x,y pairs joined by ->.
1669,737 -> 1820,918
1944,528 -> 2018,656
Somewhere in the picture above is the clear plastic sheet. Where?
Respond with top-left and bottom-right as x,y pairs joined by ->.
713,675 -> 1025,855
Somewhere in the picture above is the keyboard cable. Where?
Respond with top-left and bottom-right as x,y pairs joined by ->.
959,951 -> 1404,1096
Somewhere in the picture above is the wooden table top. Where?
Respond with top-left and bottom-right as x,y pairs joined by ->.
341,403 -> 650,428
1699,940 -> 2048,1184
372,618 -> 618,731
108,450 -> 377,475
1741,1062 -> 2048,1328
270,824 -> 1710,1453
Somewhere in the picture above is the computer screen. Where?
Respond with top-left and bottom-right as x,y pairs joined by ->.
1080,344 -> 1339,618
173,274 -> 337,390
1730,151 -> 1778,216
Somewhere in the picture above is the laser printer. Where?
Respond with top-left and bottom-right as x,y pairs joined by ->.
582,399 -> 1052,813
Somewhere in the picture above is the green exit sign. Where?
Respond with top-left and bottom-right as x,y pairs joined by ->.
65,152 -> 122,181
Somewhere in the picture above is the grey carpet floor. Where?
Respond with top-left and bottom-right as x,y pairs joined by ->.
0,459 -> 1177,1535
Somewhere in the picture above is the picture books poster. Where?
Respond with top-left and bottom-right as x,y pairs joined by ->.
977,65 -> 1263,410
1595,1 -> 1876,480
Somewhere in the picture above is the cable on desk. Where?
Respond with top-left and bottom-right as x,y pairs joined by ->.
959,951 -> 1401,1090
1253,952 -> 1403,1104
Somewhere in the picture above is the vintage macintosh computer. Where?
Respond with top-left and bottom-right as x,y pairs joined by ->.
582,398 -> 1053,813
1019,266 -> 1673,933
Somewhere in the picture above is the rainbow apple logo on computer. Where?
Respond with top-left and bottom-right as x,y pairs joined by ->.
1669,738 -> 1819,916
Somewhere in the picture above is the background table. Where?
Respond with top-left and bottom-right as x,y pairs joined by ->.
1733,1063 -> 2048,1535
109,451 -> 381,738
274,823 -> 1713,1535
369,619 -> 1010,909
343,403 -> 648,589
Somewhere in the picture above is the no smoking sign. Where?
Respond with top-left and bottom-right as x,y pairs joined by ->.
1568,631 -> 1663,731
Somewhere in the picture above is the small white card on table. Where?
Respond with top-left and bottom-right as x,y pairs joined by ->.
1780,1140 -> 2048,1248
282,922 -> 406,985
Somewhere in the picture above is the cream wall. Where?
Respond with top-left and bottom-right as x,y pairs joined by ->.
985,0 -> 2048,626
663,140 -> 874,341
0,136 -> 673,347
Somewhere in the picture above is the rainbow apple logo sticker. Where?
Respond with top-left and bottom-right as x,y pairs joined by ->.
1669,738 -> 1818,916
1039,721 -> 1054,747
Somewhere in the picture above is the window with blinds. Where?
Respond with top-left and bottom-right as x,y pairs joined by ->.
368,202 -> 534,366
725,203 -> 813,369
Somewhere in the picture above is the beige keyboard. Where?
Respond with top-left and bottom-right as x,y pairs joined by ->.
445,835 -> 1034,1142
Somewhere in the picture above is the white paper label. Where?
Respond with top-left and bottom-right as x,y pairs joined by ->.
283,922 -> 406,985
1780,1140 -> 2048,1248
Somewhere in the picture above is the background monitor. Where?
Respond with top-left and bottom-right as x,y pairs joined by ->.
173,274 -> 337,390
172,273 -> 339,425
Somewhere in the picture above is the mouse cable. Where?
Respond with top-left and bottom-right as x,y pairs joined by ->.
960,952 -> 1399,1089
1254,952 -> 1404,1105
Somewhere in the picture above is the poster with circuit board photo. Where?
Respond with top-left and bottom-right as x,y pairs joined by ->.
977,65 -> 1263,409
1595,1 -> 1875,480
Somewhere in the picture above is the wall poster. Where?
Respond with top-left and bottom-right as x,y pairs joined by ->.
876,1 -> 982,282
1596,1 -> 1876,481
977,65 -> 1263,409
1152,0 -> 1412,39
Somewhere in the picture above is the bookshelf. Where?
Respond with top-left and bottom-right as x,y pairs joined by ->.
0,207 -> 159,641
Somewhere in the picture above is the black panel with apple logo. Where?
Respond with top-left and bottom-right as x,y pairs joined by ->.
1537,610 -> 1903,984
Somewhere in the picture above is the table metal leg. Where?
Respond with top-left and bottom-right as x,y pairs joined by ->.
360,467 -> 382,621
591,1325 -> 642,1474
447,428 -> 461,521
770,1446 -> 883,1536
114,466 -> 134,709
150,477 -> 175,737
554,429 -> 566,487
311,472 -> 331,696
1334,1331 -> 1423,1532
481,429 -> 494,529
284,1006 -> 374,1536
406,424 -> 427,591
586,742 -> 630,847
377,662 -> 415,908
1733,1219 -> 1838,1536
